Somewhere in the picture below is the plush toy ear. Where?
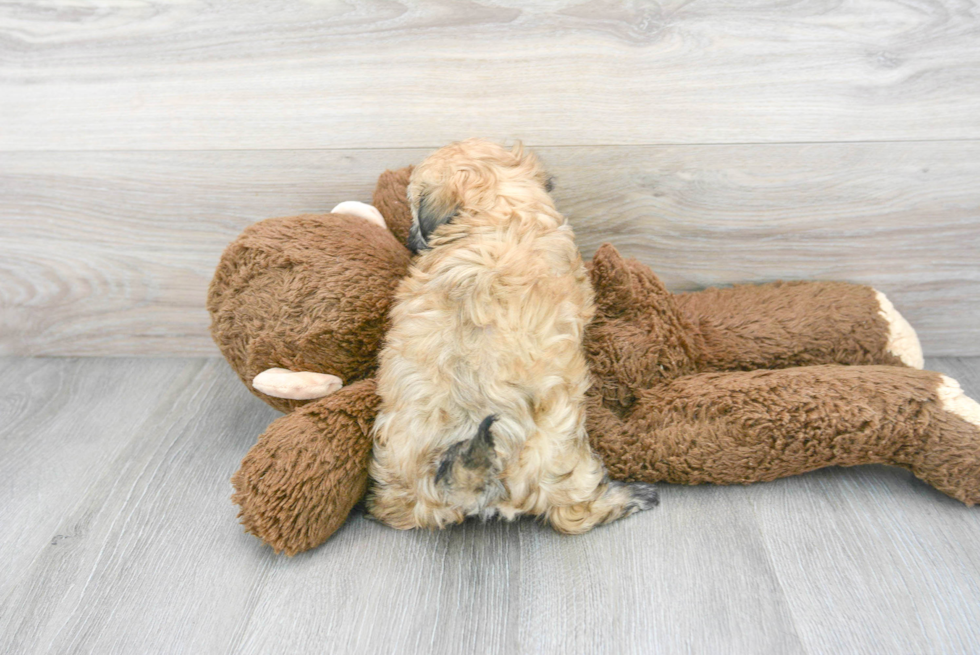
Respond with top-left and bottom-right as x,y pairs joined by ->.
591,243 -> 635,315
372,166 -> 414,245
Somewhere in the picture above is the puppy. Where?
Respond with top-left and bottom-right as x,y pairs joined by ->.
368,139 -> 658,533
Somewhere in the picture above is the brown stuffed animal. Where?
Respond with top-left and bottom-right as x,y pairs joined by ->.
208,167 -> 980,555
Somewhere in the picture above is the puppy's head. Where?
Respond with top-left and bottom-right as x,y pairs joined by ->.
407,138 -> 554,253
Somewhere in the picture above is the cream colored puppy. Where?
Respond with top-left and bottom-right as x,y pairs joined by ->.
368,139 -> 658,533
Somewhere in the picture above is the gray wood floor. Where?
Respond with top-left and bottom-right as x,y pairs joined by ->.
2,355 -> 979,655
3,2 -> 980,653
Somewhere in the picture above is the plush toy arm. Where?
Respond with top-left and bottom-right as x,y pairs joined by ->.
231,378 -> 380,555
674,282 -> 923,371
588,365 -> 980,505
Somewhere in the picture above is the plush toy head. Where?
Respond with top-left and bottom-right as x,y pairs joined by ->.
208,169 -> 414,413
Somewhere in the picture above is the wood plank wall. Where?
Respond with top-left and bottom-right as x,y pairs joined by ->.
2,1 -> 978,356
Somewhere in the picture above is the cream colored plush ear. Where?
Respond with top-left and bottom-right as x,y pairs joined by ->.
252,368 -> 343,400
331,201 -> 387,230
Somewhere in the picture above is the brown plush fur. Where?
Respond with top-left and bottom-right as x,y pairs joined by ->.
372,166 -> 414,245
587,366 -> 980,505
677,281 -> 905,371
583,245 -> 979,504
208,212 -> 411,413
231,379 -> 380,555
211,167 -> 980,555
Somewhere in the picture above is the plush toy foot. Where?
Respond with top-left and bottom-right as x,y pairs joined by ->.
252,368 -> 343,400
331,201 -> 387,230
874,290 -> 924,369
938,375 -> 980,428
918,375 -> 980,505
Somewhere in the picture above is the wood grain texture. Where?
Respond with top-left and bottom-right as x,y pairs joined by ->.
2,143 -> 978,356
0,357 -> 281,654
0,357 -> 198,602
750,355 -> 980,655
2,1 -> 980,150
1,356 -> 979,654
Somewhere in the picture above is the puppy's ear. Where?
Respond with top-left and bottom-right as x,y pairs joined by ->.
591,243 -> 634,316
417,190 -> 459,235
408,189 -> 459,253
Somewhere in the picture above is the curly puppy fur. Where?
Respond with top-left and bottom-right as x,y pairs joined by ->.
367,139 -> 658,533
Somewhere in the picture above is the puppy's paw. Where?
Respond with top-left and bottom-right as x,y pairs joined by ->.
874,290 -> 924,369
331,201 -> 387,230
252,368 -> 343,400
623,481 -> 660,514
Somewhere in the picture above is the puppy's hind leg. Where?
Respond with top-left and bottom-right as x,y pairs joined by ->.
547,479 -> 659,534
539,440 -> 659,534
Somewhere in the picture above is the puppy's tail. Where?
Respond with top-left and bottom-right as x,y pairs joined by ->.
435,414 -> 501,489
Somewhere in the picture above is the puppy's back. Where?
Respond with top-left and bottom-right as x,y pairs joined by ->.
370,215 -> 596,525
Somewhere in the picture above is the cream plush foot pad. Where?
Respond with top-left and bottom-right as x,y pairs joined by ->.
253,368 -> 343,400
331,201 -> 387,230
938,375 -> 980,427
874,290 -> 924,369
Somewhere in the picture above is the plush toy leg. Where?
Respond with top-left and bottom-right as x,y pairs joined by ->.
588,365 -> 980,505
231,379 -> 379,555
674,282 -> 923,371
